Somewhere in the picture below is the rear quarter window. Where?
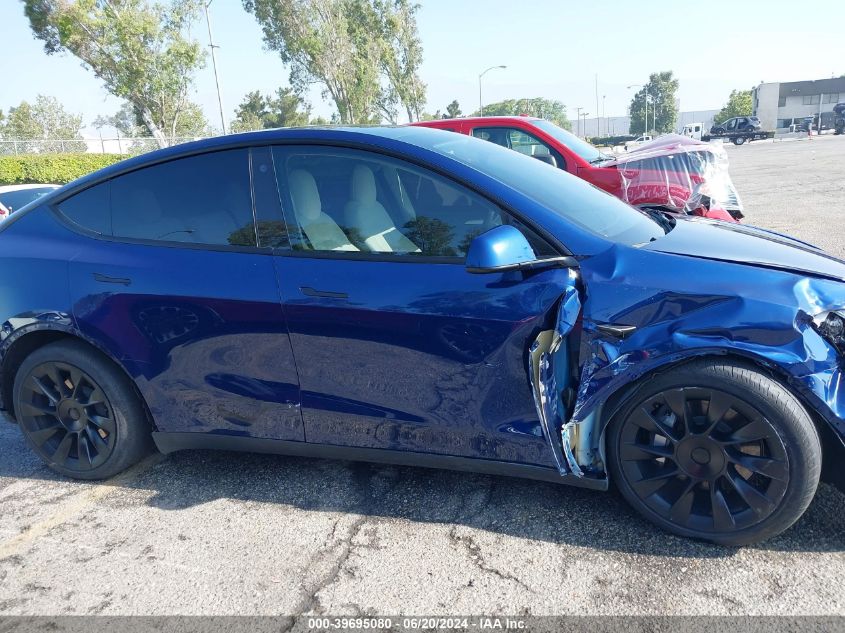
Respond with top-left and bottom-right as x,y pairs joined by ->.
56,182 -> 111,235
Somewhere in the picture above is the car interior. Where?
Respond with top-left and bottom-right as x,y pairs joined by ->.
471,128 -> 562,169
277,152 -> 505,257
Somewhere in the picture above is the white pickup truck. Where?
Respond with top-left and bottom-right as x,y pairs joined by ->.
681,122 -> 705,140
623,134 -> 653,151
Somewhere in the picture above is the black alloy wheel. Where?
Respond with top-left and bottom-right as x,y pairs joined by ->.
14,340 -> 153,480
608,359 -> 821,545
17,361 -> 117,472
616,386 -> 788,533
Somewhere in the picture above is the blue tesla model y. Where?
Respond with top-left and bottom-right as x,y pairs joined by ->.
1,126 -> 843,544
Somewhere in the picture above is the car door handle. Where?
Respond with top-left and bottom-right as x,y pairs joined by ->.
299,286 -> 348,299
92,272 -> 132,286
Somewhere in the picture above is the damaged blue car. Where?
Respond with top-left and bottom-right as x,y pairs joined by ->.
1,126 -> 843,545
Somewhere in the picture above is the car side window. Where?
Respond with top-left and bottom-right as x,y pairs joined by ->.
56,181 -> 111,235
271,146 -> 555,259
471,127 -> 566,169
109,149 -> 256,247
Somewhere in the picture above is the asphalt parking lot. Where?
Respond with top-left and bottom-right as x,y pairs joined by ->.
1,136 -> 844,618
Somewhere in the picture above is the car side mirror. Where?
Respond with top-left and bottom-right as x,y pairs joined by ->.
465,225 -> 577,274
532,154 -> 558,168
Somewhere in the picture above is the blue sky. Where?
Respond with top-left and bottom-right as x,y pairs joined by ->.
1,0 -> 843,135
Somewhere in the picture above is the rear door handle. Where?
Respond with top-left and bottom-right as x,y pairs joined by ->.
93,272 -> 132,286
299,286 -> 348,299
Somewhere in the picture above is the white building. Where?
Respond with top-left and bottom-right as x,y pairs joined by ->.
753,77 -> 844,131
569,109 -> 719,138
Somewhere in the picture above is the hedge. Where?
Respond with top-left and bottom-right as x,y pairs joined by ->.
0,153 -> 126,185
589,134 -> 637,147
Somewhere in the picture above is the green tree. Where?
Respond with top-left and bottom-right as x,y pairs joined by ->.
230,88 -> 312,132
471,98 -> 571,130
230,91 -> 267,133
266,88 -> 312,127
374,0 -> 426,122
244,0 -> 426,124
0,95 -> 85,153
445,100 -> 462,119
715,89 -> 753,124
403,217 -> 455,256
23,0 -> 206,148
628,71 -> 679,134
244,0 -> 383,124
95,101 -> 210,138
419,110 -> 442,121
93,102 -> 145,138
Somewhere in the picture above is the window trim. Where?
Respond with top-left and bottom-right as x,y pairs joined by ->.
48,138 -> 571,260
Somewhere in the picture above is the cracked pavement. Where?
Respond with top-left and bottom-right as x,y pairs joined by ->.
0,136 -> 844,616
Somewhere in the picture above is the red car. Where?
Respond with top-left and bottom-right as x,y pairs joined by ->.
412,116 -> 741,222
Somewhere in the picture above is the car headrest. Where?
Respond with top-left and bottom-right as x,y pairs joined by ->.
350,164 -> 378,204
288,169 -> 321,222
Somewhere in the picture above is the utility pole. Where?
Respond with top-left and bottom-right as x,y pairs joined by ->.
205,1 -> 227,135
576,107 -> 583,136
602,95 -> 606,136
595,74 -> 600,138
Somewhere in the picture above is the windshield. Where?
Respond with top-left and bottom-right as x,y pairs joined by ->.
387,127 -> 666,247
0,187 -> 57,213
531,119 -> 612,164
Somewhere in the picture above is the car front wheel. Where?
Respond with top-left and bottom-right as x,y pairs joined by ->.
607,359 -> 821,545
13,340 -> 153,480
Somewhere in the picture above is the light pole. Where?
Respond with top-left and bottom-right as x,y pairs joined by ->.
581,112 -> 590,138
205,1 -> 226,135
478,65 -> 506,116
576,107 -> 584,136
602,94 -> 606,136
628,83 -> 648,136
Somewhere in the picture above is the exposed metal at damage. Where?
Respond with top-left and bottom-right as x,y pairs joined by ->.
528,271 -> 588,478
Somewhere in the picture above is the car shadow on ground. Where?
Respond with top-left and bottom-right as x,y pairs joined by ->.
2,421 -> 843,558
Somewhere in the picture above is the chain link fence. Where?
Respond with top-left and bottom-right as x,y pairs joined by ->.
0,136 -> 209,156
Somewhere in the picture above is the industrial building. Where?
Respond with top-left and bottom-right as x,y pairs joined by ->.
753,77 -> 844,131
570,110 -> 719,138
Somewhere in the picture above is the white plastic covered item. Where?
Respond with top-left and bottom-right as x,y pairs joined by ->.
604,134 -> 744,220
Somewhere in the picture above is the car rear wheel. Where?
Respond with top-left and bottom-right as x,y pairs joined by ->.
607,359 -> 821,545
13,340 -> 153,480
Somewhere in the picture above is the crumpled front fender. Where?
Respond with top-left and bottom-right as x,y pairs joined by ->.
538,243 -> 845,480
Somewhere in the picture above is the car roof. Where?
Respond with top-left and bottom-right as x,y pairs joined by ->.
414,116 -> 541,127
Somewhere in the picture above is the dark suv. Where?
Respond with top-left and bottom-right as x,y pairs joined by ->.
710,116 -> 762,136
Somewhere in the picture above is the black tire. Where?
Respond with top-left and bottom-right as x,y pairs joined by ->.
13,340 -> 153,480
607,359 -> 821,546
733,136 -> 746,145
